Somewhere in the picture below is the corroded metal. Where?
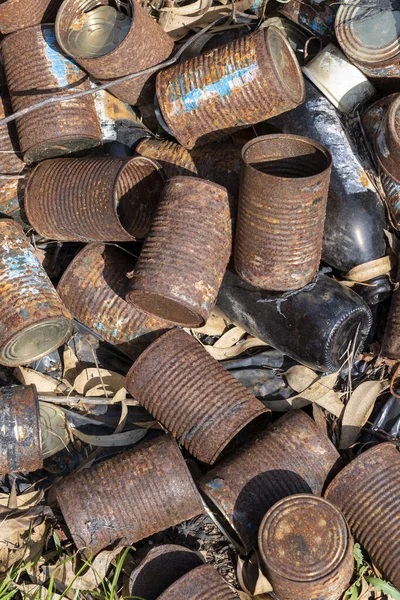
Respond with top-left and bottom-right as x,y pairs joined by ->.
258,495 -> 353,600
381,264 -> 400,360
94,89 -> 151,146
157,564 -> 238,600
1,25 -> 102,165
0,219 -> 72,367
136,138 -> 197,179
0,0 -> 63,35
234,134 -> 332,291
25,156 -> 164,242
156,26 -> 305,149
276,0 -> 336,43
56,434 -> 204,556
380,169 -> 400,231
361,95 -> 393,144
0,385 -> 42,475
126,176 -> 231,326
0,93 -> 26,219
198,410 -> 341,552
126,329 -> 268,465
325,443 -> 400,589
375,94 -> 400,183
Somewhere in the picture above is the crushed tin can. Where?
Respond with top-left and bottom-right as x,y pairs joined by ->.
126,329 -> 269,465
0,0 -> 62,35
1,25 -> 102,165
56,434 -> 204,556
155,26 -> 305,149
325,443 -> 400,589
197,410 -> 340,553
258,495 -> 354,600
0,219 -> 73,367
0,94 -> 26,220
157,564 -> 238,600
126,176 -> 231,327
234,134 -> 332,291
25,156 -> 164,242
275,0 -> 337,44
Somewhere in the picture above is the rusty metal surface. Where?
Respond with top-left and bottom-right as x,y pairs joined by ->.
380,169 -> 400,231
361,95 -> 393,144
25,156 -> 164,242
55,0 -> 174,106
198,410 -> 341,552
136,138 -> 197,179
1,25 -> 102,165
0,385 -> 42,475
0,0 -> 63,34
277,0 -> 336,43
56,434 -> 204,556
94,90 -> 151,146
325,443 -> 400,589
156,27 -> 305,150
375,94 -> 400,183
157,564 -> 238,600
381,264 -> 400,359
0,219 -> 72,367
234,134 -> 332,291
126,329 -> 268,465
126,176 -> 231,327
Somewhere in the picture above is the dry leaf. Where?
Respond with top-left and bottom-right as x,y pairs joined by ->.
72,427 -> 147,447
214,326 -> 247,348
191,310 -> 228,336
72,368 -> 126,396
13,367 -> 65,394
0,489 -> 43,510
63,346 -> 79,384
284,365 -> 318,393
0,514 -> 47,573
39,402 -> 69,458
237,552 -> 273,597
203,337 -> 269,360
18,584 -> 63,600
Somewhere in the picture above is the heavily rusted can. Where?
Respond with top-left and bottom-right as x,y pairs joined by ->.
157,564 -> 238,600
374,94 -> 400,184
0,94 -> 26,219
94,90 -> 151,147
25,156 -> 164,242
126,329 -> 268,465
361,95 -> 393,144
381,265 -> 400,360
136,138 -> 197,179
258,495 -> 354,600
56,434 -> 204,556
55,0 -> 174,106
380,169 -> 400,231
1,25 -> 102,165
198,410 -> 340,553
275,0 -> 336,43
325,443 -> 400,589
0,0 -> 62,35
156,26 -> 305,150
234,134 -> 332,291
126,176 -> 231,326
0,219 -> 72,367
0,385 -> 42,475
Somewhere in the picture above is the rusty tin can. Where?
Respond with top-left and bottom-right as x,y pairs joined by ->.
157,564 -> 238,600
234,134 -> 332,291
198,410 -> 341,553
0,219 -> 72,367
0,0 -> 63,35
126,329 -> 269,465
361,95 -> 393,144
258,494 -> 353,600
55,0 -> 174,106
380,168 -> 400,231
0,385 -> 42,475
0,94 -> 26,219
375,94 -> 400,183
126,176 -> 231,326
276,0 -> 336,43
381,264 -> 400,360
136,138 -> 197,179
156,26 -> 305,150
25,156 -> 164,242
325,443 -> 400,589
56,434 -> 203,555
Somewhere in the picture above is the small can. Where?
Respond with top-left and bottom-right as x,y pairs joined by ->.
0,94 -> 26,219
276,0 -> 337,43
157,564 -> 238,600
0,0 -> 62,35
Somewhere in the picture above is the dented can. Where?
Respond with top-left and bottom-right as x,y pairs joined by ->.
276,0 -> 336,43
156,26 -> 305,149
1,25 -> 102,165
157,564 -> 238,600
56,434 -> 204,556
126,329 -> 269,465
0,0 -> 62,35
0,94 -> 26,219
234,134 -> 332,291
258,495 -> 354,600
381,264 -> 400,360
25,156 -> 164,242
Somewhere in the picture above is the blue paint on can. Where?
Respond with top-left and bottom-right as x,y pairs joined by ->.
42,26 -> 81,88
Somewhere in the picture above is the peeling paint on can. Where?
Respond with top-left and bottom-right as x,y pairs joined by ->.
277,0 -> 337,42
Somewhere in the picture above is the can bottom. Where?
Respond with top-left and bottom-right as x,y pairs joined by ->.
126,290 -> 204,327
23,136 -> 101,165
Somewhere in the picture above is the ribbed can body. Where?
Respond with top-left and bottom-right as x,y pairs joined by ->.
198,410 -> 341,552
25,156 -> 164,241
325,443 -> 400,589
381,265 -> 400,359
56,434 -> 204,556
375,95 -> 400,183
0,0 -> 63,34
126,176 -> 231,327
0,94 -> 26,218
136,138 -> 197,179
126,329 -> 268,465
234,134 -> 332,290
1,25 -> 101,164
156,27 -> 305,149
157,564 -> 238,600
0,385 -> 42,474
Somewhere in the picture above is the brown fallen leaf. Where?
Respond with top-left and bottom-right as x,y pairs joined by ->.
284,365 -> 318,393
191,309 -> 229,336
213,326 -> 247,349
202,337 -> 269,360
72,368 -> 126,396
13,367 -> 67,394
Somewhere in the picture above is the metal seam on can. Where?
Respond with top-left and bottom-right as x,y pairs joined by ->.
157,564 -> 238,600
0,0 -> 63,34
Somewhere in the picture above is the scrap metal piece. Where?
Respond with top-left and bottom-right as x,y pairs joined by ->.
276,0 -> 336,43
0,0 -> 63,35
157,564 -> 238,600
375,94 -> 400,184
0,94 -> 26,219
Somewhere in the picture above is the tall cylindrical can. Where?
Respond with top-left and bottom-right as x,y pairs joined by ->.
1,25 -> 102,165
126,176 -> 231,327
56,434 -> 204,556
0,0 -> 63,35
375,94 -> 400,183
258,495 -> 354,600
0,219 -> 72,367
157,564 -> 238,600
234,134 -> 332,291
126,329 -> 268,465
156,27 -> 305,149
25,156 -> 164,242
325,443 -> 400,589
0,94 -> 26,219
136,138 -> 197,179
197,410 -> 341,552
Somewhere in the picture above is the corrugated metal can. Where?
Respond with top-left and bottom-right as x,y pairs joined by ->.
258,495 -> 354,600
0,0 -> 62,35
126,329 -> 269,465
156,26 -> 305,150
0,93 -> 26,219
25,156 -> 164,242
234,134 -> 332,290
375,94 -> 400,183
0,219 -> 72,367
276,0 -> 336,43
198,410 -> 341,553
136,138 -> 197,179
126,176 -> 231,327
325,443 -> 400,589
361,95 -> 393,143
56,434 -> 204,556
157,564 -> 238,600
0,385 -> 42,475
1,25 -> 102,165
